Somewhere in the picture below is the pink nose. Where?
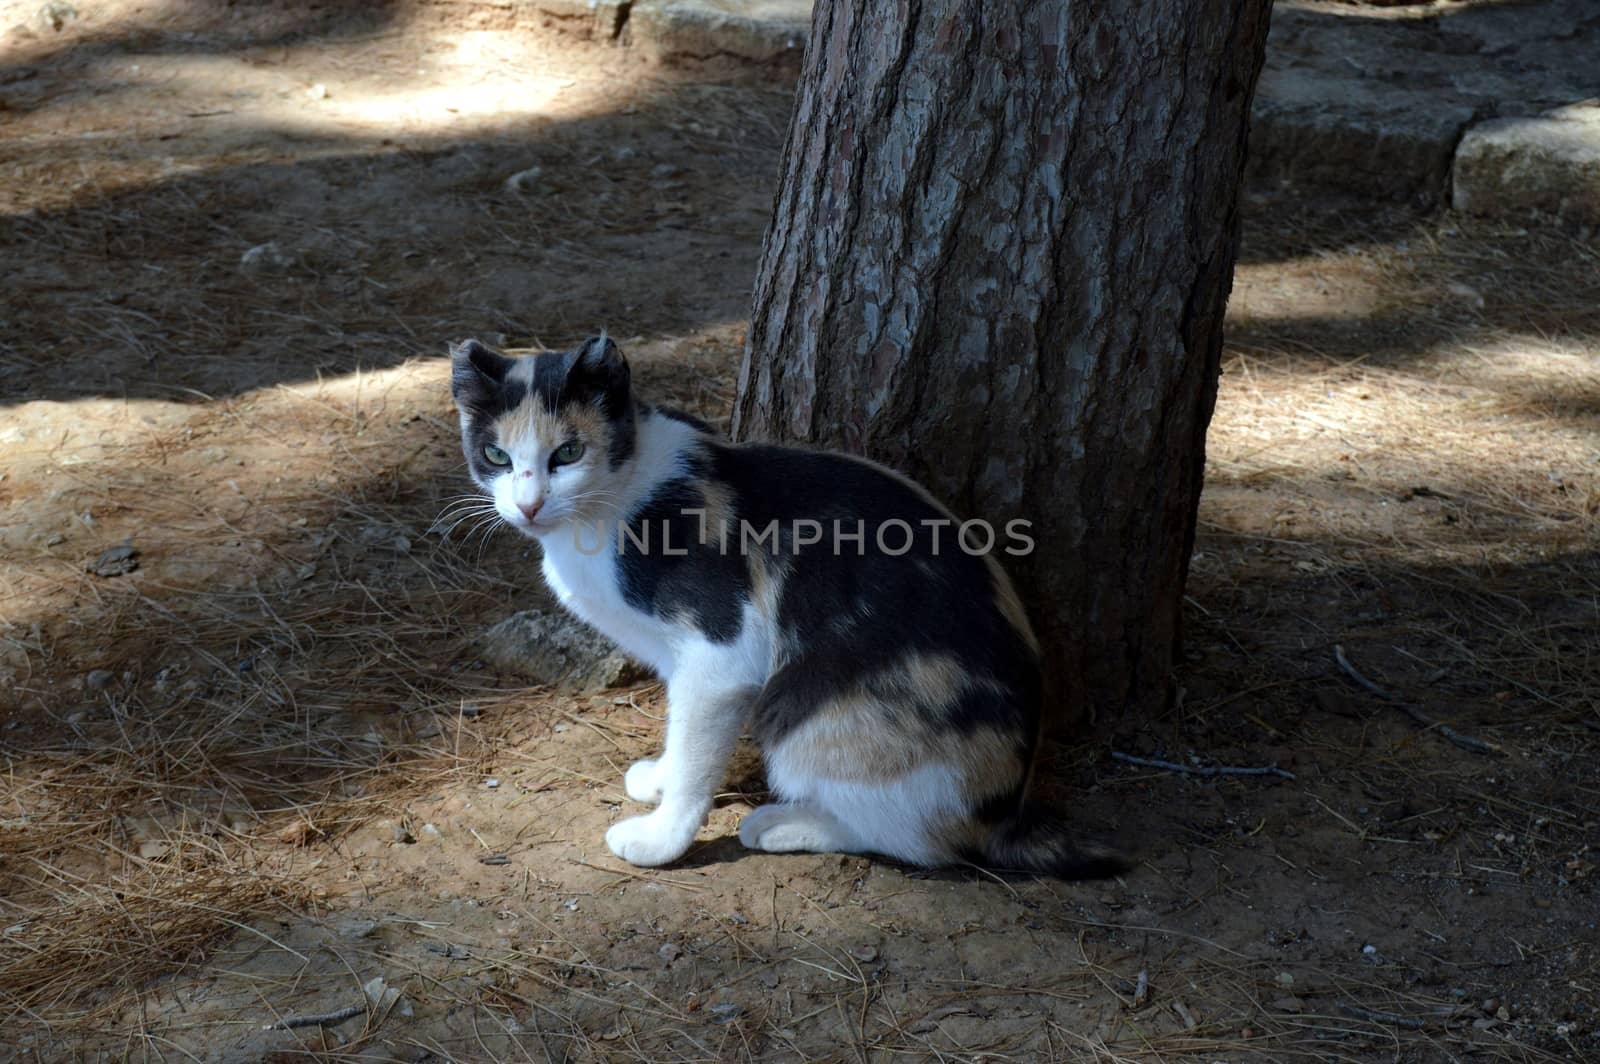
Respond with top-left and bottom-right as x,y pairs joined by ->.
518,500 -> 542,522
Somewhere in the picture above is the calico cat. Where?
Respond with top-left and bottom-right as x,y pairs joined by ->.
451,335 -> 1125,878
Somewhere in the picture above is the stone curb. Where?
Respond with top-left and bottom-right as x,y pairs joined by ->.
522,0 -> 1600,224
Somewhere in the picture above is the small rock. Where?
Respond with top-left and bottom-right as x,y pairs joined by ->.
611,146 -> 637,162
1496,1004 -> 1512,1022
849,945 -> 878,963
504,166 -> 542,193
1276,972 -> 1295,988
658,943 -> 682,964
758,970 -> 779,989
478,853 -> 510,866
1445,281 -> 1485,309
709,1002 -> 741,1024
239,242 -> 294,276
650,163 -> 682,180
306,83 -> 328,100
484,778 -> 500,789
420,822 -> 442,839
87,543 -> 138,577
137,840 -> 169,860
390,822 -> 416,844
85,669 -> 115,692
336,917 -> 379,939
363,975 -> 400,1011
1270,996 -> 1304,1013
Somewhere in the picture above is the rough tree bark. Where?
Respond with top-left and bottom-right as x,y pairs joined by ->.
733,0 -> 1272,722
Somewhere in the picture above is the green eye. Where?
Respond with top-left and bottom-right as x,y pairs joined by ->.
483,443 -> 511,466
552,440 -> 586,466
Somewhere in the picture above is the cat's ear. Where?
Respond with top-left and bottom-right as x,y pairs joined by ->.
569,334 -> 631,399
451,339 -> 513,400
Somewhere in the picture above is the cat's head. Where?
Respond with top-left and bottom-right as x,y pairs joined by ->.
450,335 -> 635,538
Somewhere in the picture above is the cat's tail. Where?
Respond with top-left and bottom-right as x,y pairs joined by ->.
974,805 -> 1132,880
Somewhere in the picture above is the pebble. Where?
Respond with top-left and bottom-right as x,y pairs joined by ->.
87,543 -> 138,577
420,822 -> 442,839
658,943 -> 682,964
1446,281 -> 1486,309
86,669 -> 115,692
504,166 -> 542,193
485,778 -> 500,789
239,242 -> 294,276
336,917 -> 379,939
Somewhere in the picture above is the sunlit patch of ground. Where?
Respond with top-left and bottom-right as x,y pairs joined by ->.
2,3 -> 1596,1061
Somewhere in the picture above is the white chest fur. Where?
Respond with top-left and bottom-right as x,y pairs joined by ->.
540,533 -> 678,677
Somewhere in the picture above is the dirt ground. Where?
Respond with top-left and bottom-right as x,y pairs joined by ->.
1,2 -> 1596,1062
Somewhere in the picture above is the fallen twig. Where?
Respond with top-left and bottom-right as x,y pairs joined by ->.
1110,751 -> 1295,780
1333,645 -> 1501,755
265,1004 -> 365,1031
1338,1003 -> 1427,1030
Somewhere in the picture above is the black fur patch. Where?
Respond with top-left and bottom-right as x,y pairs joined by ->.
616,477 -> 750,643
705,446 -> 1040,751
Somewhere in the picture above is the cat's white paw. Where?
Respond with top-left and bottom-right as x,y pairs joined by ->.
605,811 -> 699,867
623,758 -> 666,804
738,803 -> 849,854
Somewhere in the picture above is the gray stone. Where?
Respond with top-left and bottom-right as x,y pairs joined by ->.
481,607 -> 648,693
334,916 -> 379,939
239,241 -> 295,276
504,165 -> 543,193
1454,103 -> 1600,224
628,0 -> 810,71
1249,2 -> 1600,206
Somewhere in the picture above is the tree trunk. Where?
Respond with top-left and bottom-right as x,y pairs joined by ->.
733,0 -> 1272,723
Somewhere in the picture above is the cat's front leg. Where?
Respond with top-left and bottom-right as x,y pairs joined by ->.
606,658 -> 755,867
